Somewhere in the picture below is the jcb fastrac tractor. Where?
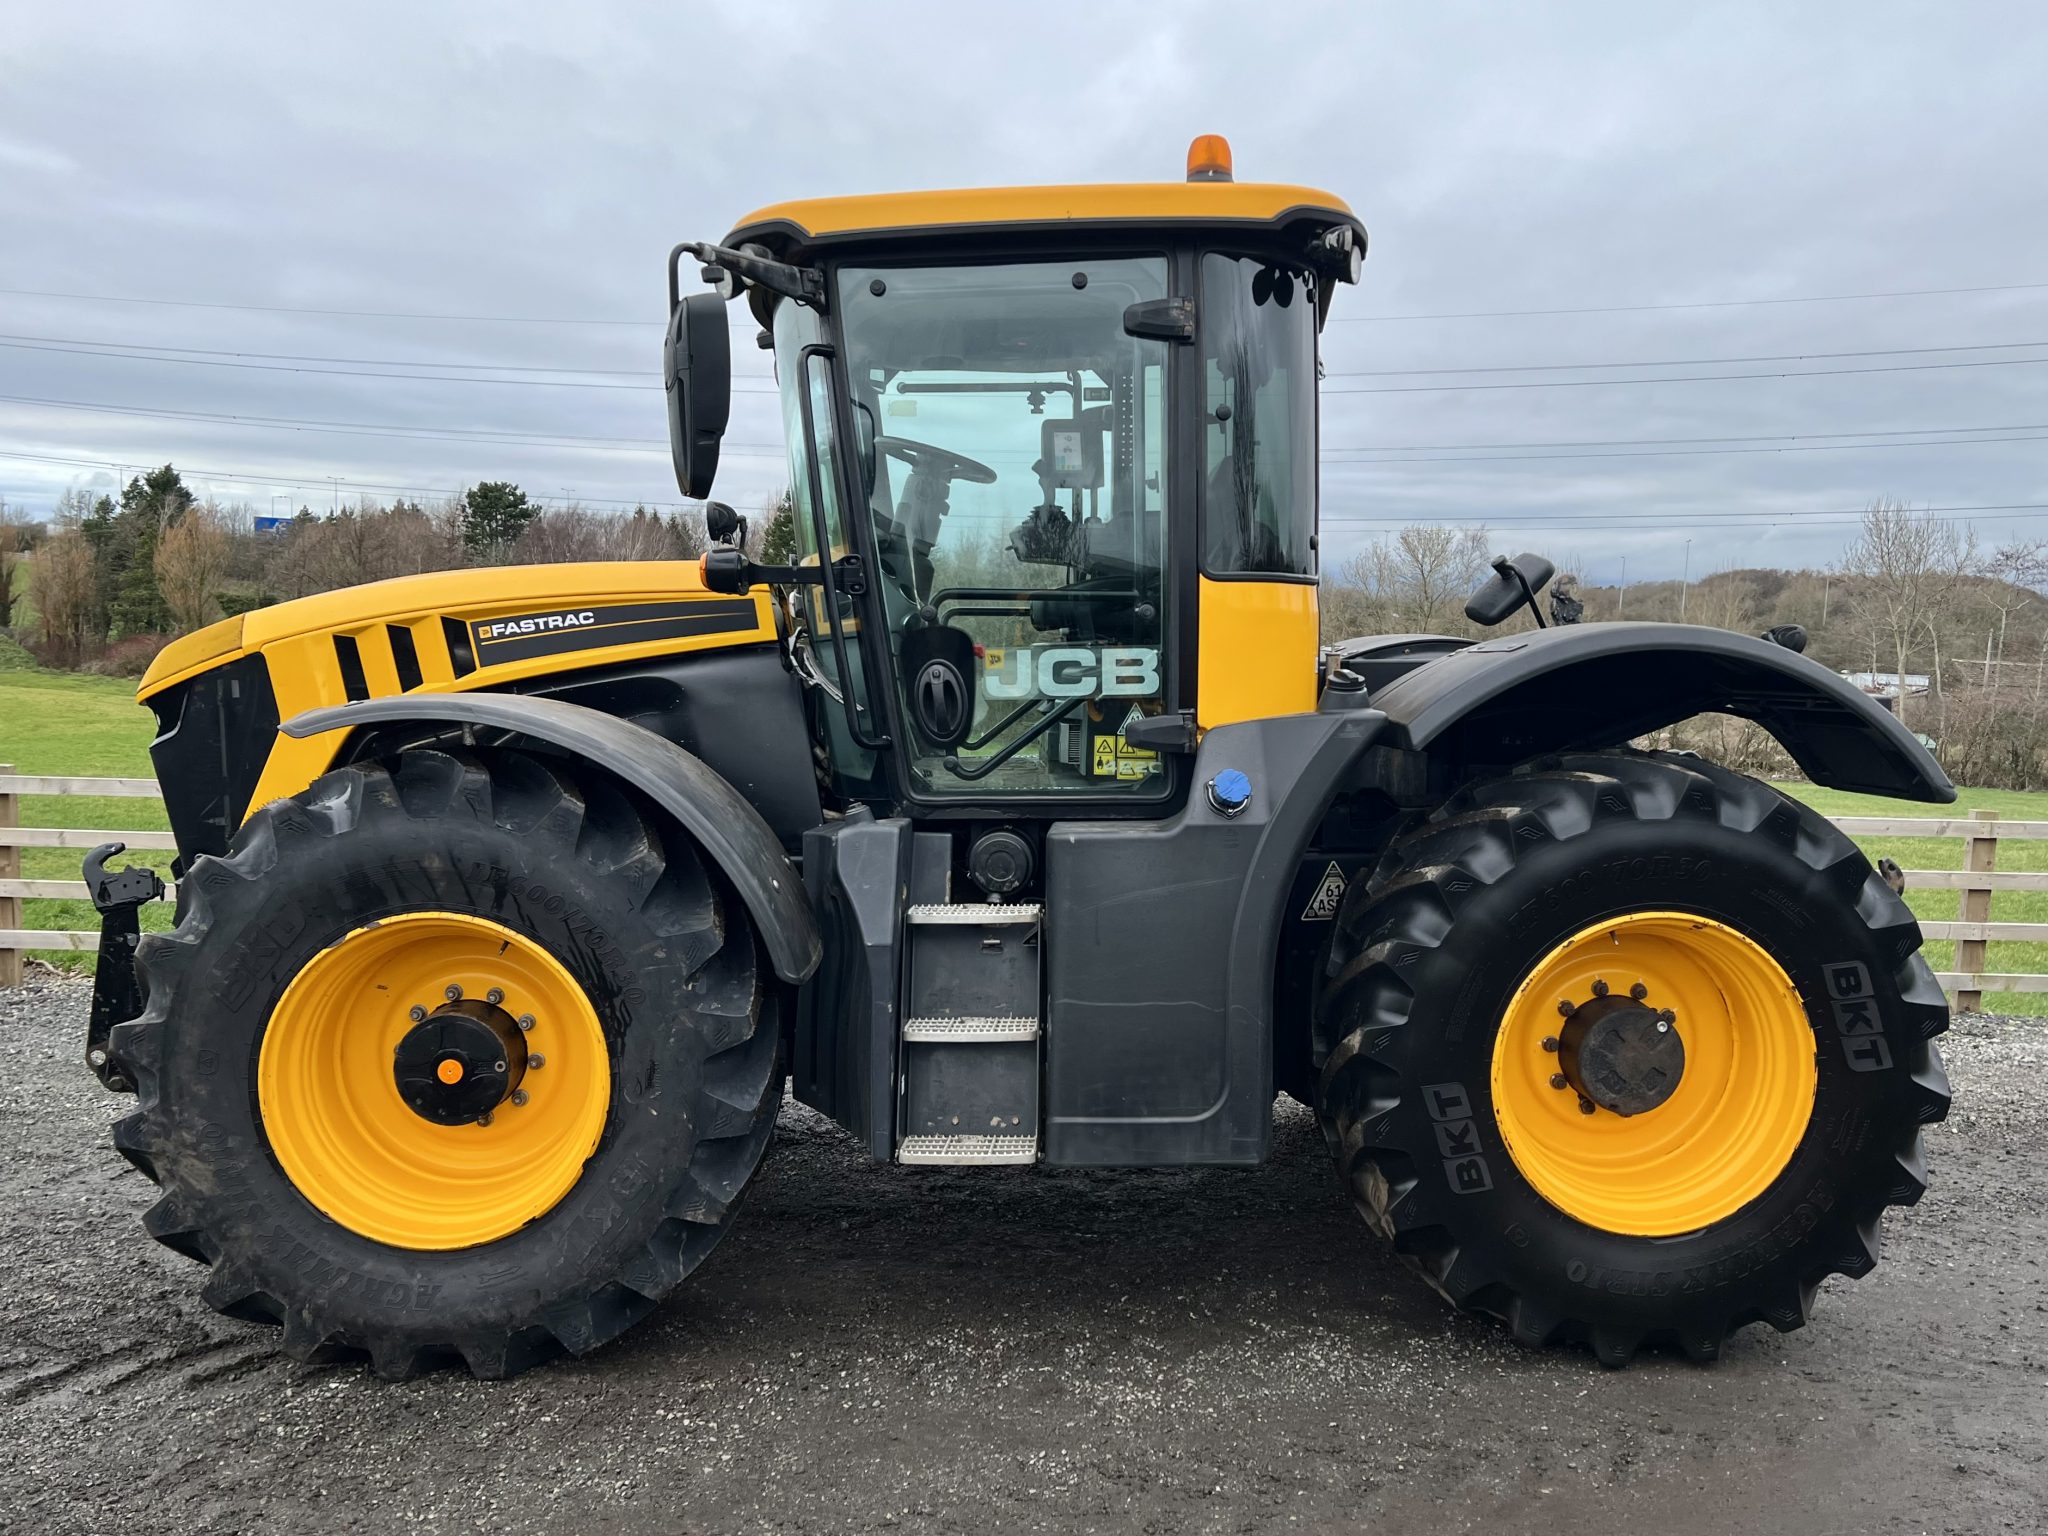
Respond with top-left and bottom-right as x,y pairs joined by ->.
87,137 -> 1953,1379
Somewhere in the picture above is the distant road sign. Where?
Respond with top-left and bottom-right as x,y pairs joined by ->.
253,516 -> 292,534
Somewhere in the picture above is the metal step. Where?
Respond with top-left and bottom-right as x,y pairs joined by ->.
901,1016 -> 1040,1043
906,902 -> 1041,926
898,1133 -> 1038,1166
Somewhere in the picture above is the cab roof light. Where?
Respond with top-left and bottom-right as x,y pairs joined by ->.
1186,134 -> 1233,184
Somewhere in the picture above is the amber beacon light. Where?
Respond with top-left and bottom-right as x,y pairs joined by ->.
1186,133 -> 1234,182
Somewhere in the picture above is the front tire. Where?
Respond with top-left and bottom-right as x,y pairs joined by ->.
108,748 -> 781,1379
1317,751 -> 1951,1364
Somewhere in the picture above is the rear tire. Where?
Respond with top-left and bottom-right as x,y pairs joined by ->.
107,748 -> 782,1379
1317,751 -> 1950,1364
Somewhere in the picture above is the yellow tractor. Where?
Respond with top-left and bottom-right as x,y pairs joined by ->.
85,137 -> 1952,1377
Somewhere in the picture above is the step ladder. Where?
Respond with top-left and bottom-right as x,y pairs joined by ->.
897,903 -> 1041,1165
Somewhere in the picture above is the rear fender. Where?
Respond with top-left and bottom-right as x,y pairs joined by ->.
1369,622 -> 1955,803
282,693 -> 821,983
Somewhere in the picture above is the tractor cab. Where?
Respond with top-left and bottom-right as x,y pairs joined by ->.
668,136 -> 1366,814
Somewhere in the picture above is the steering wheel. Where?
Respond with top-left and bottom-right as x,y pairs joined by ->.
875,435 -> 998,486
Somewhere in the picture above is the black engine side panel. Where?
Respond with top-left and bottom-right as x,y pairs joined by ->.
146,653 -> 280,864
520,643 -> 823,850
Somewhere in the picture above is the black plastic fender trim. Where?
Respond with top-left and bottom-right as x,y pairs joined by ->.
1368,622 -> 1955,803
281,693 -> 822,983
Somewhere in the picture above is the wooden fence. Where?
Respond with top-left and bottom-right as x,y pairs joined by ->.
4,767 -> 2048,1009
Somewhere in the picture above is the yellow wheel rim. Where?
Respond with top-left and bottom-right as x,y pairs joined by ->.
257,912 -> 611,1250
1490,911 -> 1816,1237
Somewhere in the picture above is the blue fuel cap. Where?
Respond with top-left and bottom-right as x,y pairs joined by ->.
1207,769 -> 1253,818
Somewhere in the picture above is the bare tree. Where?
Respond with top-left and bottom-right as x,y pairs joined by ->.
1977,540 -> 2048,687
34,530 -> 99,664
1327,524 -> 1491,639
153,502 -> 231,633
1838,500 -> 1979,730
514,504 -> 695,564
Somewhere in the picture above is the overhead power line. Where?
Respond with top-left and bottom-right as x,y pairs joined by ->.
12,276 -> 2048,328
8,446 -> 2037,538
1332,279 -> 2048,323
1332,420 -> 2048,453
1322,501 -> 2048,529
1323,337 -> 2048,378
1323,353 -> 2048,395
0,331 -> 646,376
0,393 -> 799,457
12,392 -> 2048,473
0,449 -> 692,510
14,331 -> 2048,398
12,328 -> 2047,383
0,285 -> 653,327
1325,433 -> 2048,467
0,337 -> 780,393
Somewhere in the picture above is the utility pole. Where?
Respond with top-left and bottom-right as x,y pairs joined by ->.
1619,555 -> 1627,618
1680,539 -> 1692,622
1821,573 -> 1830,628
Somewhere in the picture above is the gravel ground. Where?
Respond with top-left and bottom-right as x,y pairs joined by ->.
2,975 -> 2043,1536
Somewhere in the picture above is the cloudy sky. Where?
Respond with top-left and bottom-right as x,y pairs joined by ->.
2,1 -> 2044,582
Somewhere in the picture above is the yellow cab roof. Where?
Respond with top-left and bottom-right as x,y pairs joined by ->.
726,181 -> 1362,251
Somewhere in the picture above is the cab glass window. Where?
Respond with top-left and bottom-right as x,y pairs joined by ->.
1201,253 -> 1317,577
836,257 -> 1173,797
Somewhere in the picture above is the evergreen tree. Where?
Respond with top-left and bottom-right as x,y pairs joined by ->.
756,491 -> 798,565
462,482 -> 536,561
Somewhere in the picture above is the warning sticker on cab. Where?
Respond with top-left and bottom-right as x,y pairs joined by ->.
1301,861 -> 1347,921
1091,703 -> 1160,780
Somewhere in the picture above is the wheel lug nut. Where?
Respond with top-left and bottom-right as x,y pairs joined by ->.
478,1110 -> 493,1127
1659,1008 -> 1676,1024
517,1014 -> 536,1032
1577,1096 -> 1596,1115
1556,999 -> 1575,1018
1541,1036 -> 1560,1053
408,1005 -> 427,1023
528,1054 -> 546,1070
1549,1073 -> 1569,1090
485,987 -> 504,1006
444,984 -> 463,1001
511,1089 -> 529,1107
1591,979 -> 1609,997
1629,982 -> 1648,1000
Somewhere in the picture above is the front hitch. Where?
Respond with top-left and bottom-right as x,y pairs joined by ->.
82,842 -> 165,1092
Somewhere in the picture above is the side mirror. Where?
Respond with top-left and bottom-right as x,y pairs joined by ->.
664,292 -> 731,498
1464,552 -> 1556,627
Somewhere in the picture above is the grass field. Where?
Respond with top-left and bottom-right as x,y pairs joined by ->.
0,669 -> 177,966
4,665 -> 2046,1010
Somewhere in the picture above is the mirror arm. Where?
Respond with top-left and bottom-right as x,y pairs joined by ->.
671,240 -> 826,309
1498,556 -> 1548,629
702,548 -> 867,595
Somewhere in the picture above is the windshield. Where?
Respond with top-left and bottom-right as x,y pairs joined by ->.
836,257 -> 1173,797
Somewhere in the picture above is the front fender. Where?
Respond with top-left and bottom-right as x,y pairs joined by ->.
1369,621 -> 1954,803
283,693 -> 822,982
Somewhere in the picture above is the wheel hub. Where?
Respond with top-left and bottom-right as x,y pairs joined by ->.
393,998 -> 528,1125
1555,993 -> 1684,1116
